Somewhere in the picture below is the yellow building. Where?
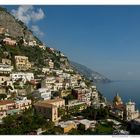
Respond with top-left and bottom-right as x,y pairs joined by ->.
34,102 -> 58,122
15,55 -> 31,71
34,98 -> 65,122
57,121 -> 77,133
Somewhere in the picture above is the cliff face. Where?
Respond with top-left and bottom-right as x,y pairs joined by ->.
0,8 -> 35,41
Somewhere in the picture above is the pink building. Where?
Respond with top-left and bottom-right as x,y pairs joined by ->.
3,37 -> 16,46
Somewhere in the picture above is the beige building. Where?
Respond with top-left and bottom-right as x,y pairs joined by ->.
0,75 -> 10,85
0,98 -> 32,120
0,87 -> 6,94
38,45 -> 46,50
57,121 -> 77,133
2,58 -> 11,65
15,56 -> 31,71
126,100 -> 139,121
49,60 -> 54,69
0,26 -> 6,34
34,102 -> 58,122
34,98 -> 65,122
0,100 -> 16,119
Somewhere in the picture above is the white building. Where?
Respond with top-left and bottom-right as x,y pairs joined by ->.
80,81 -> 87,88
32,88 -> 51,100
75,119 -> 97,130
42,68 -> 50,73
10,72 -> 34,83
38,45 -> 46,50
53,83 -> 63,91
53,70 -> 63,75
126,100 -> 139,121
70,76 -> 78,87
67,100 -> 87,111
62,73 -> 71,79
28,40 -> 37,46
64,82 -> 70,89
49,60 -> 54,69
15,97 -> 32,110
0,64 -> 13,74
41,77 -> 56,89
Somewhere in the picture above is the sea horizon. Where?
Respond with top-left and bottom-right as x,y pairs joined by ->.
96,80 -> 140,109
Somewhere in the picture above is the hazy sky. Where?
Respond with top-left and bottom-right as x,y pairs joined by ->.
4,5 -> 140,80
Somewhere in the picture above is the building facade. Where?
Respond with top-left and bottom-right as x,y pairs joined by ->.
34,102 -> 58,122
0,98 -> 32,120
32,88 -> 51,100
34,98 -> 65,122
14,56 -> 31,71
3,37 -> 16,46
10,72 -> 34,83
0,64 -> 13,74
125,100 -> 139,121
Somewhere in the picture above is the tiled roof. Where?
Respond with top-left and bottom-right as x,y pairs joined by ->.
34,102 -> 55,108
0,100 -> 15,105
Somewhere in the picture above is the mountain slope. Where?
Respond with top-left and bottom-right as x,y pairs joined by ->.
0,6 -> 110,84
0,7 -> 41,44
0,7 -> 71,72
70,61 -> 111,83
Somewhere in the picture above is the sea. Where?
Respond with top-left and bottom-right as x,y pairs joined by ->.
96,80 -> 140,110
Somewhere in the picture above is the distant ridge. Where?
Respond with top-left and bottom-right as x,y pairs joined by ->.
70,61 -> 111,83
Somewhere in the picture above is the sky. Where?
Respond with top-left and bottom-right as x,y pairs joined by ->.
3,5 -> 140,80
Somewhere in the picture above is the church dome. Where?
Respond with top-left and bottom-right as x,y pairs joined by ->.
113,93 -> 123,106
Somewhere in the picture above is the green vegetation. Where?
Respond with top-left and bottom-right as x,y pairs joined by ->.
0,94 -> 7,100
63,94 -> 76,104
68,124 -> 96,135
0,42 -> 68,71
81,106 -> 109,120
0,108 -> 54,135
95,122 -> 113,135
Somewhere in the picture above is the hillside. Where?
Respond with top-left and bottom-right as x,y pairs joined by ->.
0,7 -> 41,44
70,61 -> 111,83
0,7 -> 72,74
0,6 -> 110,83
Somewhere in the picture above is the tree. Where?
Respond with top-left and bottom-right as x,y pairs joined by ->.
0,94 -> 7,100
58,107 -> 66,117
77,124 -> 85,132
68,128 -> 80,135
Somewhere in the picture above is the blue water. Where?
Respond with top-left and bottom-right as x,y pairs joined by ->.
96,80 -> 140,110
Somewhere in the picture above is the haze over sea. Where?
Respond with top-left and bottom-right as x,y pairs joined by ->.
96,80 -> 140,110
